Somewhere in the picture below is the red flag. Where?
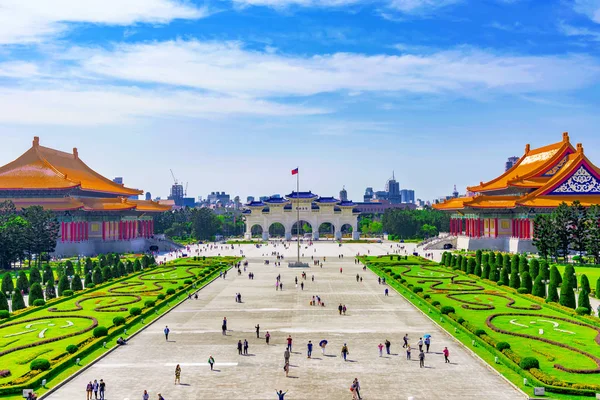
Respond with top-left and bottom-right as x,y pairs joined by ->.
291,168 -> 298,175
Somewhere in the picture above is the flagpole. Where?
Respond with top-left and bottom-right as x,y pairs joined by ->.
296,166 -> 300,263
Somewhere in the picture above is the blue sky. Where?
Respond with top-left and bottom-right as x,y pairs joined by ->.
1,0 -> 600,203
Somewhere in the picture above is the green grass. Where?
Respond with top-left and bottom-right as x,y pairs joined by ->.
0,256 -> 239,397
364,257 -> 600,399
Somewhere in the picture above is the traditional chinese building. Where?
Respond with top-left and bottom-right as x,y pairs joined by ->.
434,132 -> 600,253
243,191 -> 360,240
0,137 -> 171,256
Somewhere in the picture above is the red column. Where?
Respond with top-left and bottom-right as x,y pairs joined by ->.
479,219 -> 483,238
101,222 -> 105,241
526,219 -> 531,239
494,218 -> 499,238
61,222 -> 65,242
451,219 -> 455,235
84,222 -> 88,241
459,219 -> 462,235
150,220 -> 154,236
118,221 -> 122,240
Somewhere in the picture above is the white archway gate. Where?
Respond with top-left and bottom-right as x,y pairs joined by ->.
243,192 -> 360,241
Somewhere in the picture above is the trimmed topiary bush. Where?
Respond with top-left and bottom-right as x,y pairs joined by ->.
432,301 -> 441,307
129,307 -> 142,316
86,283 -> 96,289
112,316 -> 126,326
157,294 -> 166,300
62,289 -> 74,297
178,285 -> 184,290
33,299 -> 46,307
576,307 -> 590,315
184,279 -> 193,285
66,344 -> 78,354
144,300 -> 156,308
71,274 -> 83,291
30,359 -> 51,371
0,292 -> 7,312
93,326 -> 109,338
166,288 -> 176,295
457,317 -> 465,324
517,287 -> 529,294
474,329 -> 486,337
0,310 -> 9,319
412,287 -> 423,294
440,306 -> 455,315
496,342 -> 511,351
519,357 -> 540,370
57,274 -> 70,296
423,294 -> 431,299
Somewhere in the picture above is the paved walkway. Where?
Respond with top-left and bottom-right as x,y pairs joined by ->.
45,243 -> 524,400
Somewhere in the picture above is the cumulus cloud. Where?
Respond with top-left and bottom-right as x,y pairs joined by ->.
573,0 -> 600,24
0,0 -> 207,44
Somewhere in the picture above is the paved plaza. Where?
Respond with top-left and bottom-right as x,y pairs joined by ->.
45,242 -> 524,400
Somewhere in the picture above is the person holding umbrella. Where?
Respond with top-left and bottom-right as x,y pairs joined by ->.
424,334 -> 432,353
319,340 -> 327,355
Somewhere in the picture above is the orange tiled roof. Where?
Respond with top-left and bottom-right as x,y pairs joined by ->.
463,195 -> 519,209
433,197 -> 472,210
467,132 -> 574,193
0,137 -> 142,196
10,197 -> 84,211
130,199 -> 173,212
79,197 -> 137,211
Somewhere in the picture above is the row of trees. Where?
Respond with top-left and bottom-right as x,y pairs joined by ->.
442,250 -> 595,314
0,201 -> 59,270
382,208 -> 449,239
533,201 -> 600,263
0,253 -> 155,313
154,208 -> 240,241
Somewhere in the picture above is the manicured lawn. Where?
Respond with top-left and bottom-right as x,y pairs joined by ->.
363,257 -> 600,399
0,256 -> 238,396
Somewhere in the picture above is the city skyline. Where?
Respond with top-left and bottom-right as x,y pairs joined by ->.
1,1 -> 600,201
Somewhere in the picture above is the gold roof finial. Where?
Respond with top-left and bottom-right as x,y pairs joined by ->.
73,148 -> 78,159
525,144 -> 530,153
577,143 -> 583,154
33,136 -> 39,147
563,132 -> 569,141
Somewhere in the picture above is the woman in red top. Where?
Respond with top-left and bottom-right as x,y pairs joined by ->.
443,347 -> 450,363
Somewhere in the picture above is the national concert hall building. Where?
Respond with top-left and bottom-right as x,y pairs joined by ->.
434,132 -> 600,253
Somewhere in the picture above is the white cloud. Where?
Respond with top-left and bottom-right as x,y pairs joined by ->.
0,61 -> 40,78
231,0 -> 361,6
229,0 -> 457,14
0,87 -> 327,125
387,0 -> 459,13
69,40 -> 600,97
573,0 -> 600,24
0,0 -> 207,44
558,21 -> 600,41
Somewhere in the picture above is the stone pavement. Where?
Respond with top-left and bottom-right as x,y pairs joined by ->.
45,242 -> 524,400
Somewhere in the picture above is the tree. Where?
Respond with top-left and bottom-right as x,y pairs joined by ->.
474,261 -> 482,277
503,254 -> 511,271
456,255 -> 463,270
65,260 -> 74,276
482,253 -> 489,267
461,257 -> 468,273
0,291 -> 8,311
29,267 -> 41,285
45,281 -> 56,299
489,252 -> 496,267
597,277 -> 600,299
85,257 -> 93,274
1,273 -> 14,295
118,262 -> 126,277
529,259 -> 540,280
578,274 -> 592,314
488,265 -> 498,282
496,253 -> 503,268
475,250 -> 482,267
191,208 -> 220,240
92,267 -> 103,285
84,272 -> 93,288
71,274 -> 83,291
22,206 -> 59,268
565,265 -> 577,290
559,270 -> 576,309
511,255 -> 520,273
518,256 -> 529,274
11,290 -> 25,311
57,275 -> 70,296
533,214 -> 553,260
569,200 -> 587,263
509,264 -> 520,289
586,205 -> 600,265
481,262 -> 489,279
16,271 -> 29,294
42,266 -> 54,285
134,259 -> 141,272
500,266 -> 510,286
553,203 -> 571,262
126,260 -> 134,274
520,271 -> 532,294
532,274 -> 546,298
539,260 -> 550,280
0,201 -> 28,269
102,266 -> 112,282
467,258 -> 476,275
142,255 -> 150,269
28,283 -> 44,306
75,259 -> 82,275
550,265 -> 562,286
547,281 -> 559,303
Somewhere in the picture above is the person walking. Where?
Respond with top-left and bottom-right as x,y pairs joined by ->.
92,380 -> 99,400
356,274 -> 360,282
142,389 -> 149,400
338,304 -> 343,315
425,336 -> 431,353
208,355 -> 215,370
443,347 -> 450,363
385,339 -> 391,355
280,282 -> 283,291
353,378 -> 362,400
276,390 -> 288,400
164,326 -> 170,341
384,288 -> 389,296
418,338 -> 423,352
342,305 -> 347,315
378,343 -> 383,357
284,362 -> 290,377
237,340 -> 243,355
301,282 -> 304,290
307,340 -> 313,358
256,324 -> 260,338
86,382 -> 93,400
321,341 -> 327,355
174,364 -> 181,384
284,349 -> 290,364
286,335 -> 293,352
403,334 -> 409,348
406,343 -> 411,360
158,394 -> 165,400
419,350 -> 425,368
266,331 -> 271,345
244,339 -> 249,355
99,379 -> 105,400
341,343 -> 349,361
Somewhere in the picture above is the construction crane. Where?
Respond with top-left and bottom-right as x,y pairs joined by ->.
185,182 -> 188,197
170,169 -> 178,185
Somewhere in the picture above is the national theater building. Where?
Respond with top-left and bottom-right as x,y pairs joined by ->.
0,137 -> 170,256
434,132 -> 600,253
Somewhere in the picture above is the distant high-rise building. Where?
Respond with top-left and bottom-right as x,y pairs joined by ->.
363,187 -> 374,202
168,183 -> 184,205
339,186 -> 348,202
385,172 -> 401,203
207,191 -> 230,204
145,192 -> 151,201
400,189 -> 415,204
452,185 -> 459,198
506,156 -> 519,171
247,196 -> 255,203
